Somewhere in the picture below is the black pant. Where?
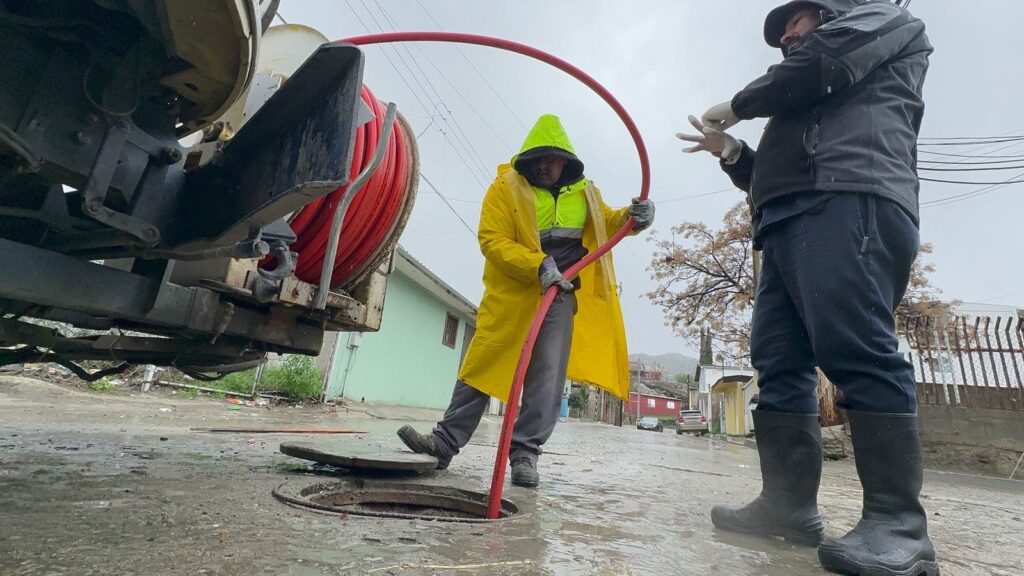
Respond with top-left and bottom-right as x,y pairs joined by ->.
751,194 -> 919,414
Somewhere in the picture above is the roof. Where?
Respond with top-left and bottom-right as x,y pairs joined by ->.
629,390 -> 685,402
394,245 -> 477,321
695,364 -> 756,394
711,374 -> 754,392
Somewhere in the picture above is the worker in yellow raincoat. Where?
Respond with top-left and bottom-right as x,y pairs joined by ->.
398,114 -> 655,487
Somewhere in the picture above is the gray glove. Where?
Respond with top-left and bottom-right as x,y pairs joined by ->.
539,256 -> 575,293
629,197 -> 655,232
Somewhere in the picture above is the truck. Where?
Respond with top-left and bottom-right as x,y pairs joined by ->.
0,1 -> 414,381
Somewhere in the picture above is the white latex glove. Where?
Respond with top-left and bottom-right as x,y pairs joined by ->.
677,116 -> 742,163
700,101 -> 740,132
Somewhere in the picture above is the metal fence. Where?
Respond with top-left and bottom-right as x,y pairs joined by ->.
902,315 -> 1024,411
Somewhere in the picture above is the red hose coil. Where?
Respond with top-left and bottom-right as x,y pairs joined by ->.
267,85 -> 411,289
338,33 -> 651,519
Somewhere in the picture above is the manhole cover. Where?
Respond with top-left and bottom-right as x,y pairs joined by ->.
273,479 -> 519,522
280,441 -> 438,473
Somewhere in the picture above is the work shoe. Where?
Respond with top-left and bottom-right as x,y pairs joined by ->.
510,456 -> 540,488
818,411 -> 939,576
710,410 -> 825,547
397,425 -> 451,470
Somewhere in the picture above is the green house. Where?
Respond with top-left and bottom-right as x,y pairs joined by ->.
323,246 -> 490,411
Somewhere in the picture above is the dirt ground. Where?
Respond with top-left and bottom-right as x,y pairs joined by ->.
1,375 -> 1022,575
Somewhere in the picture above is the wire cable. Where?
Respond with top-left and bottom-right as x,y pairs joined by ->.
419,173 -> 477,238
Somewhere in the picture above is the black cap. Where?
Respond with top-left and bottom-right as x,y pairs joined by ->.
764,1 -> 827,49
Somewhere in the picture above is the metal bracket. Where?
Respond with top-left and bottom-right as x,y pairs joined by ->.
254,240 -> 297,303
313,102 -> 397,310
80,117 -> 161,245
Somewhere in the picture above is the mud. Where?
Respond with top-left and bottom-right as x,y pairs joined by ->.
1,375 -> 1022,575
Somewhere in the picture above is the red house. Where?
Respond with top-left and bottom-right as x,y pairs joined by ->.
625,391 -> 686,418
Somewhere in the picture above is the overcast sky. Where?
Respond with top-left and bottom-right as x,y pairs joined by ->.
279,0 -> 1024,357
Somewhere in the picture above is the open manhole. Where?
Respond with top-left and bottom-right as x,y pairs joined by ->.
273,479 -> 519,522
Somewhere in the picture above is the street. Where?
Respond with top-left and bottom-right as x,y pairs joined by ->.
0,376 -> 1021,575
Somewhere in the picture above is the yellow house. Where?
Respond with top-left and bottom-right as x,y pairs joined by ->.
710,374 -> 758,436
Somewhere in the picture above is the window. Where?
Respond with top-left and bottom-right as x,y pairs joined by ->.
442,312 -> 459,348
647,398 -> 656,408
666,401 -> 675,410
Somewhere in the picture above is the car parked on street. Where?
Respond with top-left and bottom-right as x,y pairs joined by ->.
636,416 -> 664,433
677,410 -> 708,435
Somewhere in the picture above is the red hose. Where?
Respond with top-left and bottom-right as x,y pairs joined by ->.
340,32 -> 651,519
265,85 -> 411,289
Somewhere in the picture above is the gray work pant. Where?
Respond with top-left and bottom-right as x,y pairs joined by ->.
432,291 -> 576,462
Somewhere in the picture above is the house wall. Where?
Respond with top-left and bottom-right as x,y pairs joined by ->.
625,392 -> 684,418
713,381 -> 748,435
324,270 -> 474,410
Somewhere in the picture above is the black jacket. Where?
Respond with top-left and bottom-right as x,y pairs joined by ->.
722,0 -> 933,224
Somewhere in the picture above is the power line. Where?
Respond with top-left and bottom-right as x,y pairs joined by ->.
413,0 -> 528,130
919,157 -> 1024,165
367,0 -> 492,177
918,137 -> 1024,147
918,135 -> 1024,141
343,0 -> 433,117
362,0 -> 493,184
420,190 -> 481,204
921,170 -> 1024,208
919,164 -> 1024,172
346,0 -> 489,188
919,176 -> 1024,185
419,173 -> 477,238
413,55 -> 516,149
920,150 -> 1024,159
978,289 -> 1024,303
659,187 -> 737,204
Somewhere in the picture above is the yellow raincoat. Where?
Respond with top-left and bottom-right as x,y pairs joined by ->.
457,115 -> 632,401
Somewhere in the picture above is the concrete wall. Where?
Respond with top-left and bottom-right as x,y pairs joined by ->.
918,405 -> 1024,478
324,270 -> 473,410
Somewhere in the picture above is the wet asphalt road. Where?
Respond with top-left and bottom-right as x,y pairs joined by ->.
1,376 -> 1022,575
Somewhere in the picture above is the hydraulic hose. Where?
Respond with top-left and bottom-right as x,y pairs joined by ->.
264,85 -> 413,291
340,32 -> 651,520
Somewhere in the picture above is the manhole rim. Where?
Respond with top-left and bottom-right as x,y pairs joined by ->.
272,479 -> 522,523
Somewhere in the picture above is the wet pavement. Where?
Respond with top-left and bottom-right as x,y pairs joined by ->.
0,375 -> 1022,575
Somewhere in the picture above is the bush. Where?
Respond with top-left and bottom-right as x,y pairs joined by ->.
206,355 -> 322,400
568,387 -> 589,418
263,355 -> 322,399
212,369 -> 258,394
89,377 -> 117,393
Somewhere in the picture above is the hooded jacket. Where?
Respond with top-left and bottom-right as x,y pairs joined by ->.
457,116 -> 632,401
513,115 -> 590,273
722,0 -> 933,223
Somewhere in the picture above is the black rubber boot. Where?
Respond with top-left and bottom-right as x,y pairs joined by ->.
397,425 -> 451,470
710,410 -> 825,546
818,411 -> 939,576
510,455 -> 540,488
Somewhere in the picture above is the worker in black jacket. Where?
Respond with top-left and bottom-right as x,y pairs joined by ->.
677,1 -> 936,575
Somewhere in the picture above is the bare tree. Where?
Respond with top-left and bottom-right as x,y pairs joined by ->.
646,200 -> 941,362
646,202 -> 755,362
